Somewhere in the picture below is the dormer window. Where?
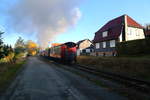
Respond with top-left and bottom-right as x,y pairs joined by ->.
102,31 -> 108,37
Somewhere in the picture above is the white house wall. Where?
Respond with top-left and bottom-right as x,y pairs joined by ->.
79,40 -> 92,50
77,49 -> 80,56
119,31 -> 123,42
126,27 -> 145,41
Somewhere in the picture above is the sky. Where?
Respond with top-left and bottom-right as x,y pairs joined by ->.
0,0 -> 150,48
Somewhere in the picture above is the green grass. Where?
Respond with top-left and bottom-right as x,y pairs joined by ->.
0,60 -> 26,93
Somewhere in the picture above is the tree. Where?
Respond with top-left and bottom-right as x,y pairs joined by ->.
14,37 -> 26,54
0,31 -> 4,59
3,45 -> 13,56
145,24 -> 150,30
26,40 -> 38,56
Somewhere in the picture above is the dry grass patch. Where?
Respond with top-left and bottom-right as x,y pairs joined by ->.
77,56 -> 150,81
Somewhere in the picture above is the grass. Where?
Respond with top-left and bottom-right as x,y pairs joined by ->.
0,59 -> 26,93
77,56 -> 150,81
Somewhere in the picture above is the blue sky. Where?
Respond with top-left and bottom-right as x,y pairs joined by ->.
0,0 -> 150,47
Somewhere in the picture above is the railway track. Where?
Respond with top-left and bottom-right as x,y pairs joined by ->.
73,64 -> 150,94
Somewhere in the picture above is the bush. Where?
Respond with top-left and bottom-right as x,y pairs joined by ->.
116,38 -> 150,56
0,52 -> 15,64
14,52 -> 26,59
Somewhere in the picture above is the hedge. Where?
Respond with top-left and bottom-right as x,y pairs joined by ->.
116,38 -> 150,56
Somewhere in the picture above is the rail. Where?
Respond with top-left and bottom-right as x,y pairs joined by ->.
74,64 -> 150,94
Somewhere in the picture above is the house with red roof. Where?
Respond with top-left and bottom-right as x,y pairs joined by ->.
93,14 -> 145,56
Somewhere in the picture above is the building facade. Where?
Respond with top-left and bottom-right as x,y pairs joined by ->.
82,45 -> 94,55
93,15 -> 145,56
77,39 -> 93,56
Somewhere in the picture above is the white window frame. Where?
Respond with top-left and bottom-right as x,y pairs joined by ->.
102,31 -> 108,37
86,49 -> 90,53
95,43 -> 100,49
110,40 -> 116,47
102,42 -> 106,48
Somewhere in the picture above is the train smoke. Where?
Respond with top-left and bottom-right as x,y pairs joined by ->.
5,0 -> 82,48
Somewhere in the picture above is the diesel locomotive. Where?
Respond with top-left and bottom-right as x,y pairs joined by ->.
42,42 -> 77,63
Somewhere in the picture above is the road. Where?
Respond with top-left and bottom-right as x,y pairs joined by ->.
1,57 -> 127,100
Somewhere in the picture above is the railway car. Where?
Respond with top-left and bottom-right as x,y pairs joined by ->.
48,42 -> 77,63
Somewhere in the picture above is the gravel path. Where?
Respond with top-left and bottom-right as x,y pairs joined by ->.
1,57 -> 127,100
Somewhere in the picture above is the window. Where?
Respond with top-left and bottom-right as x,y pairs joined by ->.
110,40 -> 115,47
102,42 -> 106,48
95,43 -> 100,49
102,31 -> 108,37
86,49 -> 90,53
127,28 -> 132,35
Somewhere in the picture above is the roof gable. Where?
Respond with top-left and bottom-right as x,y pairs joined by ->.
94,15 -> 124,42
98,15 -> 124,33
126,15 -> 143,29
77,39 -> 92,45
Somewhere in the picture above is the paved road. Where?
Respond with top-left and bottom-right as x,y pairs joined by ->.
1,57 -> 127,100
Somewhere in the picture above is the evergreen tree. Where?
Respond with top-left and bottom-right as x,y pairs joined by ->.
3,45 -> 10,57
14,37 -> 25,54
0,31 -> 4,59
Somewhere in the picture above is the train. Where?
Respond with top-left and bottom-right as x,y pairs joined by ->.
41,42 -> 77,64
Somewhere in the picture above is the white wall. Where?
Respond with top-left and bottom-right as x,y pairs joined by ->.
126,27 -> 145,41
79,40 -> 92,50
77,40 -> 93,56
77,49 -> 80,56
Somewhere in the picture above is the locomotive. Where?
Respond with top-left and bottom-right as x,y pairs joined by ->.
42,42 -> 77,63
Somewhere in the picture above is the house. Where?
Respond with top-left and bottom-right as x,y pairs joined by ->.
81,45 -> 94,55
93,14 -> 145,56
76,39 -> 93,56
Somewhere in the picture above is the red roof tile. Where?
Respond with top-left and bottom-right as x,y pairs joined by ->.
127,16 -> 143,29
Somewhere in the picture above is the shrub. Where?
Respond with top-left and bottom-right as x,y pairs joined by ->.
0,52 -> 15,64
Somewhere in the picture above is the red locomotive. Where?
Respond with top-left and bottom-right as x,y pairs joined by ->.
44,42 -> 77,63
